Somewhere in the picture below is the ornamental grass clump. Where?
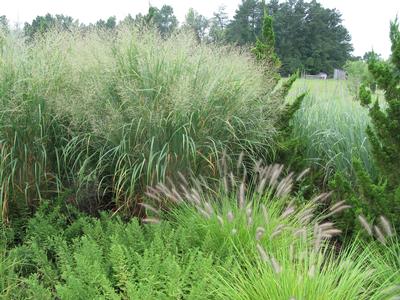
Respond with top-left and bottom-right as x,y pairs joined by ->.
288,79 -> 374,182
0,25 -> 285,223
142,157 -> 393,299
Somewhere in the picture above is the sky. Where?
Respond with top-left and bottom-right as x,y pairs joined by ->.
1,0 -> 399,58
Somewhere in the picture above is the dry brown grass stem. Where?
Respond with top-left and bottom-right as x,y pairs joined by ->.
238,182 -> 245,209
379,216 -> 393,237
138,203 -> 160,214
261,204 -> 269,224
227,211 -> 234,222
296,168 -> 310,182
256,243 -> 270,263
293,228 -> 307,239
142,218 -> 160,224
280,205 -> 296,219
329,200 -> 346,211
358,215 -> 372,236
270,224 -> 286,240
256,226 -> 266,240
374,225 -> 387,244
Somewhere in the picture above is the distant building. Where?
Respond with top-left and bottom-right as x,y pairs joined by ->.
318,72 -> 327,80
302,71 -> 328,80
334,69 -> 346,80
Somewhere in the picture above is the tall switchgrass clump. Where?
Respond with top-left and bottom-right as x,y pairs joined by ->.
0,25 -> 283,222
287,79 -> 375,183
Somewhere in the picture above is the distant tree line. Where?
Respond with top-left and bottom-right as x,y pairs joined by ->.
0,0 -> 354,75
223,0 -> 353,75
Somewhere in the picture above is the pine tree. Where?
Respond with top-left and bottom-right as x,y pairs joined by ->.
357,18 -> 400,227
252,9 -> 279,67
360,19 -> 400,188
151,5 -> 178,38
183,8 -> 209,42
209,6 -> 229,43
252,10 -> 306,169
0,16 -> 8,32
226,0 -> 265,45
252,9 -> 281,76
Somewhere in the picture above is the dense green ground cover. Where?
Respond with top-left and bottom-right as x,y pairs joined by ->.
1,167 -> 399,299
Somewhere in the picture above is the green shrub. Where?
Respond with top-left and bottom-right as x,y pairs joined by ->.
344,60 -> 376,98
354,19 -> 400,230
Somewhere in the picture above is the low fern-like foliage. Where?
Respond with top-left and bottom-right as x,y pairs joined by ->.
1,202 -> 219,299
